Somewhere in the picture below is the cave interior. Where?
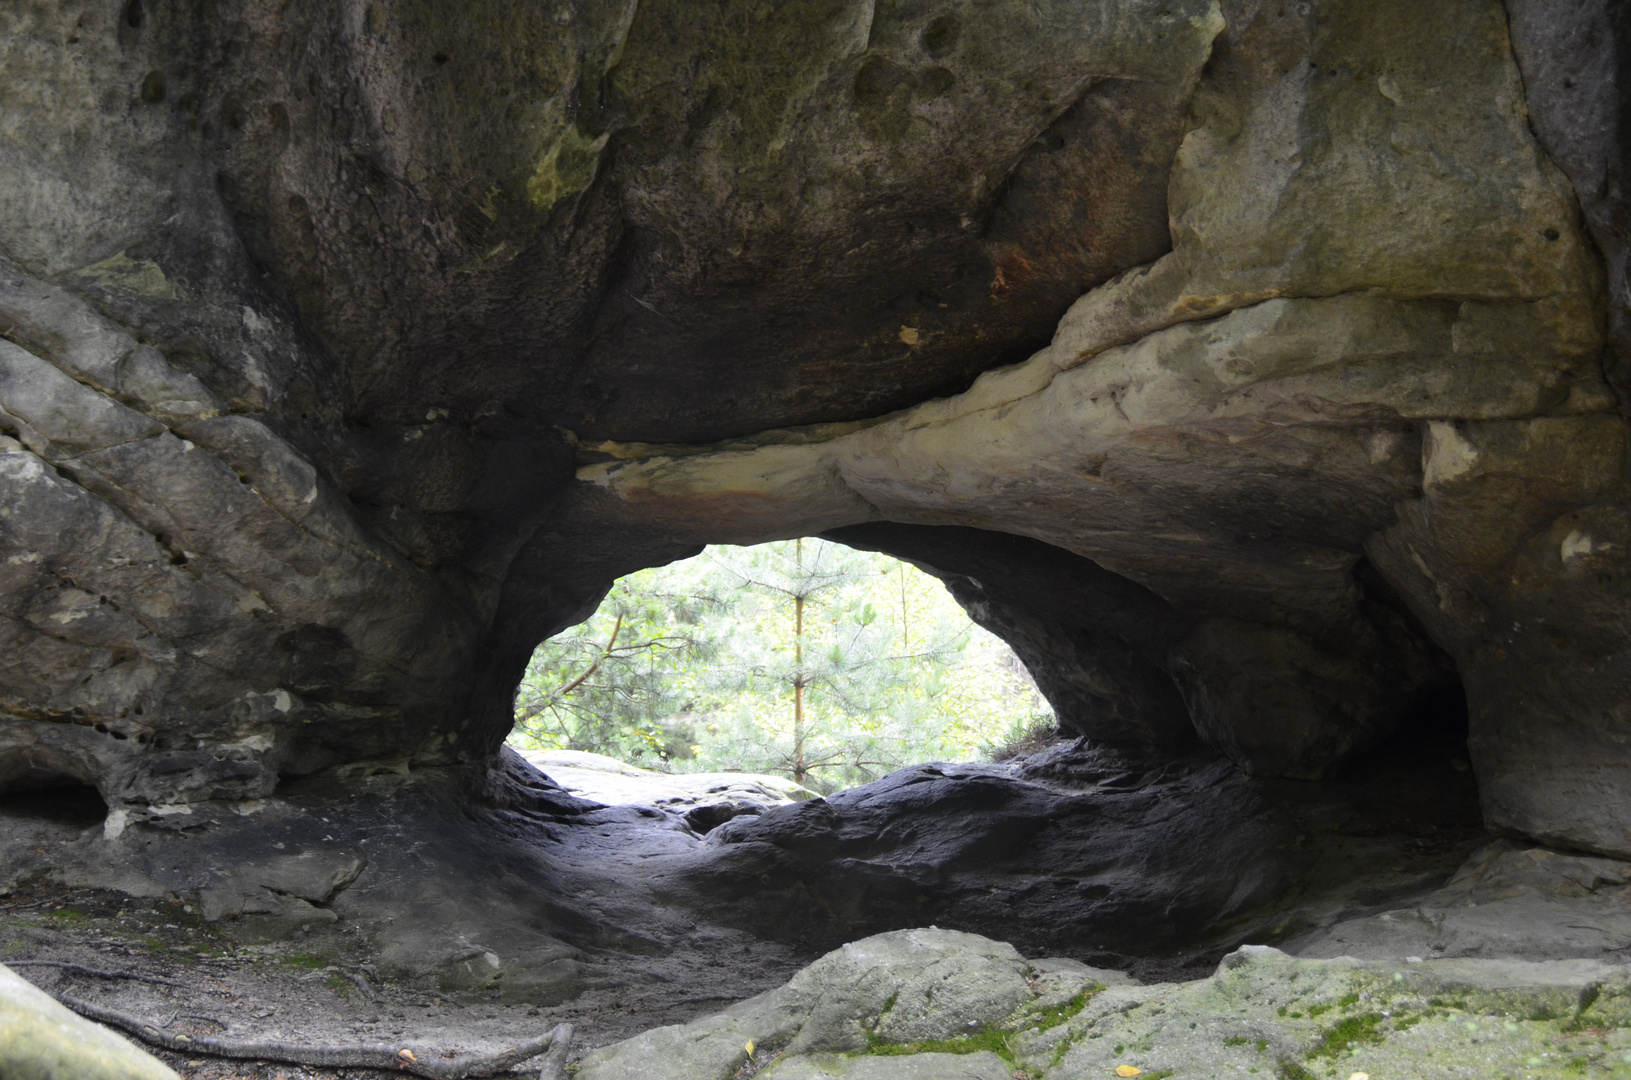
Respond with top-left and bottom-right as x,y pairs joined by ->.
0,0 -> 1629,1027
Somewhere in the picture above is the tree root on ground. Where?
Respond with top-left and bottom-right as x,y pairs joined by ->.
297,964 -> 382,1003
54,990 -> 574,1079
7,960 -> 191,988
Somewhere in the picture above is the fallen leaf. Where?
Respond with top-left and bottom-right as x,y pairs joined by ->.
745,1039 -> 756,1059
397,1048 -> 417,1062
1116,1068 -> 1143,1078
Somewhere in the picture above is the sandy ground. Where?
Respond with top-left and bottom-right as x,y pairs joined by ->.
1,879 -> 792,1079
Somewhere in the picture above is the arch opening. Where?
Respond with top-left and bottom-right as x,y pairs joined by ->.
506,537 -> 1056,797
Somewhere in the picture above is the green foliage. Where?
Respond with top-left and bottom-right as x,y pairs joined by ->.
510,539 -> 1054,792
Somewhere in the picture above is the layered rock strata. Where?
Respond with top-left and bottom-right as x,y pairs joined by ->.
0,0 -> 1628,887
570,0 -> 1631,853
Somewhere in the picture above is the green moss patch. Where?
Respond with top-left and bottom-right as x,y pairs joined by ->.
1307,1012 -> 1386,1060
1032,986 -> 1102,1031
864,1027 -> 1018,1067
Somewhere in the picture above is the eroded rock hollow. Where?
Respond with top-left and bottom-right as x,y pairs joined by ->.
2,0 -> 1630,1004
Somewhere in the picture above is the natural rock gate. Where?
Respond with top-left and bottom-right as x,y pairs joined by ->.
2,0 -> 1629,990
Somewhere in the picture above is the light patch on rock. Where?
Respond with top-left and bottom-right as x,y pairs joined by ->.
240,305 -> 274,335
518,748 -> 818,809
1561,530 -> 1612,562
234,591 -> 270,613
68,251 -> 181,300
1422,420 -> 1479,487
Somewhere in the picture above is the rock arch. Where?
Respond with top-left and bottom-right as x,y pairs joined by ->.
0,0 -> 1626,882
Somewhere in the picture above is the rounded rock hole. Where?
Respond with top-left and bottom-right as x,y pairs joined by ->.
506,538 -> 1055,827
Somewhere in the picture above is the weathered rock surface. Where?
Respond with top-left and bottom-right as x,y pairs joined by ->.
1286,839 -> 1631,965
569,0 -> 1631,855
0,732 -> 1546,1003
2,0 -> 1630,992
573,928 -> 1091,1080
0,961 -> 179,1080
575,929 -> 1631,1080
0,0 -> 1220,813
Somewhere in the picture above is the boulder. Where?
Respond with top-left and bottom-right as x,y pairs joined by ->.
577,929 -> 1631,1080
573,928 -> 1095,1080
0,962 -> 178,1080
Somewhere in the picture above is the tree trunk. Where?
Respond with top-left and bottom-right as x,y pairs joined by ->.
793,539 -> 807,785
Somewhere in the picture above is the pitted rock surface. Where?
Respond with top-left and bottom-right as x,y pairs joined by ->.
576,930 -> 1631,1080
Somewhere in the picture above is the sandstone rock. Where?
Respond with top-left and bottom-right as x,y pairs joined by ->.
1285,840 -> 1631,965
576,930 -> 1631,1080
0,0 -> 1629,980
574,928 -> 1073,1080
0,0 -> 1223,821
669,754 -> 1304,957
1506,0 -> 1631,397
566,0 -> 1631,848
0,962 -> 178,1080
1031,947 -> 1631,1079
0,733 -> 1501,1010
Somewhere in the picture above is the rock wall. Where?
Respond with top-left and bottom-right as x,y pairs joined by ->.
568,1 -> 1631,855
0,0 -> 1628,860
